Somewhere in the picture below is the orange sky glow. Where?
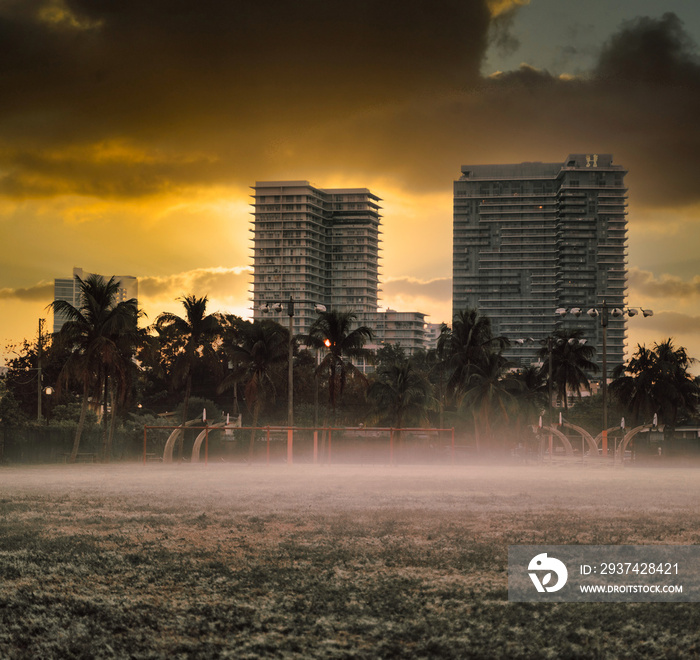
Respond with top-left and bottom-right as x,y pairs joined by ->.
2,0 -> 700,370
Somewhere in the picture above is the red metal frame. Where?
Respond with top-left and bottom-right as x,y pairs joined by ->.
143,425 -> 456,465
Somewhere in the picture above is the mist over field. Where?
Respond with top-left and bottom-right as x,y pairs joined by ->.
1,463 -> 699,657
2,463 -> 699,516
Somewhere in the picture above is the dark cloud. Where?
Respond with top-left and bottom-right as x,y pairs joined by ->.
0,283 -> 53,301
0,0 -> 490,139
488,5 -> 521,58
595,13 -> 700,86
0,4 -> 699,212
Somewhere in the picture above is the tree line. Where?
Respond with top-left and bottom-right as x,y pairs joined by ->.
1,274 -> 699,461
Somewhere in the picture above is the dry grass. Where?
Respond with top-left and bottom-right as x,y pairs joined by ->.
1,463 -> 699,658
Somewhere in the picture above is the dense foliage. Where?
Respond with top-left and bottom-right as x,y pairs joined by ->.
2,293 -> 699,459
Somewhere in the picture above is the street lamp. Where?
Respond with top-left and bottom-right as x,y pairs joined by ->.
43,386 -> 53,425
555,302 -> 653,456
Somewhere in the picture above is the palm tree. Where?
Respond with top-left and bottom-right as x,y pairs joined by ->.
611,340 -> 699,431
460,351 -> 516,452
220,320 -> 289,457
539,329 -> 598,411
155,295 -> 220,458
609,344 -> 657,425
510,364 -> 548,443
49,274 -> 138,463
216,313 -> 249,418
304,310 -> 373,423
368,359 -> 434,430
438,308 -> 507,404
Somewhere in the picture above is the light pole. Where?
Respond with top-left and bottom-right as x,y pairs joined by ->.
287,295 -> 294,429
259,299 -> 329,431
554,303 -> 653,457
312,304 -> 327,431
37,318 -> 44,422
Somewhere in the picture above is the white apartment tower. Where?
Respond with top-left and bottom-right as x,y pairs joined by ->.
251,181 -> 382,336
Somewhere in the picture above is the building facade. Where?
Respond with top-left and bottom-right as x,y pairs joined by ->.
374,310 -> 428,356
53,267 -> 138,333
251,181 -> 381,336
251,181 -> 432,359
453,154 -> 627,369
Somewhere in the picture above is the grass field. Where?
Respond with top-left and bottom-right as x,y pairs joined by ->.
1,462 -> 699,658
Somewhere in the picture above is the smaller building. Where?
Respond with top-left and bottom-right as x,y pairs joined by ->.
53,267 -> 138,333
374,310 -> 427,356
424,323 -> 444,352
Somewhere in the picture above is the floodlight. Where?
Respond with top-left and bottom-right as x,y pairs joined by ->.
611,308 -> 624,317
642,309 -> 654,317
570,307 -> 582,317
314,304 -> 327,313
587,308 -> 599,318
272,302 -> 283,312
627,308 -> 638,317
555,307 -> 567,316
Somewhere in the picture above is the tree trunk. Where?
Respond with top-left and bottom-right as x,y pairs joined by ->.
396,411 -> 403,463
178,374 -> 192,461
101,372 -> 109,461
70,382 -> 90,463
105,383 -> 118,463
248,404 -> 260,460
473,411 -> 481,454
329,362 -> 337,426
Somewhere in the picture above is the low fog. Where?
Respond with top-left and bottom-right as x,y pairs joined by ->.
2,463 -> 697,518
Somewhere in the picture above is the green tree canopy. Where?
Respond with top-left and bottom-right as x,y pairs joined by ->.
155,295 -> 220,426
610,339 -> 699,428
538,329 -> 598,410
304,310 -> 373,421
220,319 -> 288,455
438,308 -> 507,405
49,274 -> 139,462
367,358 -> 434,429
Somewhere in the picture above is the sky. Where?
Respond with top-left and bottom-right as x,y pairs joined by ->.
2,0 -> 700,369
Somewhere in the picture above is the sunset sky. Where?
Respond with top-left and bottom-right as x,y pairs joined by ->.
2,0 -> 700,369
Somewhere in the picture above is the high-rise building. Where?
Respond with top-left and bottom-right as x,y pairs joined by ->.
453,154 -> 627,369
251,181 -> 432,359
250,181 -> 382,336
53,267 -> 138,333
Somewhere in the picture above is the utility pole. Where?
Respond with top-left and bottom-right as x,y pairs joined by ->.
601,300 -> 608,457
37,318 -> 44,422
548,335 -> 553,462
287,296 -> 294,465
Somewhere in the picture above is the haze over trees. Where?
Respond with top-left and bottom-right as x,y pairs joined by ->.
2,290 -> 700,460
